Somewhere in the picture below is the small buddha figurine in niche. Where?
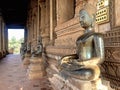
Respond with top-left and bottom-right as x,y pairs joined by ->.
59,1 -> 104,84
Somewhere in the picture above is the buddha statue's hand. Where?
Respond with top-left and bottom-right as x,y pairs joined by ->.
59,54 -> 79,71
72,59 -> 85,66
60,55 -> 77,64
59,59 -> 84,71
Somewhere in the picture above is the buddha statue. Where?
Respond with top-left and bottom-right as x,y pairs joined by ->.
59,2 -> 104,83
35,36 -> 43,57
20,43 -> 24,55
23,42 -> 31,65
20,42 -> 27,60
26,42 -> 31,54
31,36 -> 43,57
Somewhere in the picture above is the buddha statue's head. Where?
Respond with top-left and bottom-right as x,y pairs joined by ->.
79,2 -> 96,30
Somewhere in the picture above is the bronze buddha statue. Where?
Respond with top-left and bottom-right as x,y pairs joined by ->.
35,36 -> 43,57
26,42 -> 31,54
20,43 -> 24,54
31,36 -> 43,57
59,2 -> 104,82
20,42 -> 27,60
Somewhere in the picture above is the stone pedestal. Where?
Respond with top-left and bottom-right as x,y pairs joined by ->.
49,74 -> 78,90
28,56 -> 46,80
49,74 -> 115,90
91,79 -> 108,90
23,53 -> 31,66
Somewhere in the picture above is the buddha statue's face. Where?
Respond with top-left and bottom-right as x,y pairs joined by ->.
79,9 -> 93,29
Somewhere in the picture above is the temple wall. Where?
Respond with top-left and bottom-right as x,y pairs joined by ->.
0,15 -> 8,59
100,0 -> 120,89
26,0 -> 119,90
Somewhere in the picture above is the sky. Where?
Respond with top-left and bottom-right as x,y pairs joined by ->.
8,29 -> 24,40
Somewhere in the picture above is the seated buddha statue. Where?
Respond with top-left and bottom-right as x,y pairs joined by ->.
35,36 -> 43,56
20,42 -> 27,60
26,42 -> 31,54
59,2 -> 104,82
20,43 -> 24,55
31,36 -> 43,57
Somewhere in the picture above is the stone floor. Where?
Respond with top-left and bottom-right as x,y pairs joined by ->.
0,54 -> 53,90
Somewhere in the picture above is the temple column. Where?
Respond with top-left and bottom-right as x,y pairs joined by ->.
33,6 -> 37,43
33,15 -> 37,46
29,13 -> 32,43
39,1 -> 46,35
37,0 -> 41,38
39,1 -> 49,46
31,16 -> 34,44
4,26 -> 8,54
0,16 -> 2,58
50,0 -> 57,44
26,23 -> 29,42
3,22 -> 6,55
24,27 -> 27,42
45,0 -> 50,35
44,0 -> 50,45
37,0 -> 40,40
1,20 -> 3,54
2,21 -> 5,56
28,10 -> 32,42
56,0 -> 75,25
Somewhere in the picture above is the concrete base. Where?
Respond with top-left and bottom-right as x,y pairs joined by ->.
28,56 -> 46,80
28,70 -> 46,80
23,53 -> 31,66
49,74 -> 114,90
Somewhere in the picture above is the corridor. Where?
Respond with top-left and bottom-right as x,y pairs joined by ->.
0,54 -> 53,90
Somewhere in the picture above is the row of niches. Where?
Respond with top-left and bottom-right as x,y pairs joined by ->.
104,42 -> 120,46
96,7 -> 109,24
97,0 -> 104,8
104,31 -> 120,37
104,37 -> 120,43
96,15 -> 108,24
97,0 -> 109,9
96,7 -> 108,17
